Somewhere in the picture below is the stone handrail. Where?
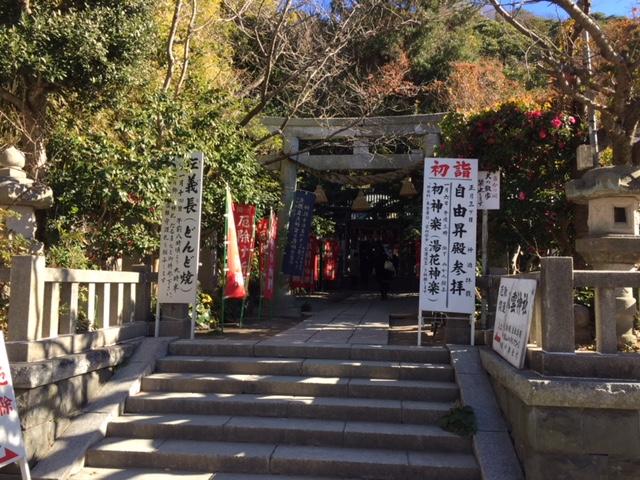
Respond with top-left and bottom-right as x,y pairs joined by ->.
517,257 -> 638,355
3,255 -> 154,360
478,257 -> 639,355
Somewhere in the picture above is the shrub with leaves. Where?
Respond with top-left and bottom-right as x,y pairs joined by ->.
438,402 -> 477,437
439,101 -> 586,271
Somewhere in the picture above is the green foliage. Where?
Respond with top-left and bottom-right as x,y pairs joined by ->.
473,18 -> 547,89
311,216 -> 336,239
46,89 -> 279,265
439,101 -> 587,270
195,291 -> 217,330
46,220 -> 91,269
438,402 -> 477,437
0,209 -> 34,267
0,0 -> 155,101
407,4 -> 481,83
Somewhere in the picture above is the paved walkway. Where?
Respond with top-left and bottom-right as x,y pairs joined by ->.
267,293 -> 418,346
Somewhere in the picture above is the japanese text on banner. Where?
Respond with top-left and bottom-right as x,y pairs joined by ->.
257,212 -> 278,300
158,152 -> 204,304
419,158 -> 478,314
282,190 -> 315,277
233,204 -> 257,280
492,278 -> 537,369
477,171 -> 501,210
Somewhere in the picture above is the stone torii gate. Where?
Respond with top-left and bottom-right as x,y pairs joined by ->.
261,114 -> 445,315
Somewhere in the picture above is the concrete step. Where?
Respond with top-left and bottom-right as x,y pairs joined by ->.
72,467 -> 350,480
107,414 -> 471,452
169,340 -> 450,364
126,392 -> 452,425
141,373 -> 459,402
156,356 -> 454,382
71,467 -> 213,479
86,438 -> 480,480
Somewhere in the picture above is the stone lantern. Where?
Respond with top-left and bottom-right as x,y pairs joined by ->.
0,147 -> 53,248
566,165 -> 640,347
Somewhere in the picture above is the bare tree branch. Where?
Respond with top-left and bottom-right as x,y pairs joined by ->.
176,0 -> 198,95
162,0 -> 183,93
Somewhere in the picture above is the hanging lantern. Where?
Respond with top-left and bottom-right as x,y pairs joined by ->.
351,189 -> 371,211
399,177 -> 418,197
314,184 -> 328,204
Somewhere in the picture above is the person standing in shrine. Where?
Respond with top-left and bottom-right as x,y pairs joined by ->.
374,243 -> 395,299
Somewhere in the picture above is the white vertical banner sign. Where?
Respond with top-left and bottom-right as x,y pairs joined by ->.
0,333 -> 30,479
477,171 -> 500,330
477,171 -> 500,210
419,158 -> 478,314
492,278 -> 537,369
156,152 -> 205,338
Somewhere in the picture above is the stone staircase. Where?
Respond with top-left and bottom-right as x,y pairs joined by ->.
71,340 -> 480,480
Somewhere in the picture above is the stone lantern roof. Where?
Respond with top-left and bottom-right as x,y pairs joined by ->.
566,165 -> 640,204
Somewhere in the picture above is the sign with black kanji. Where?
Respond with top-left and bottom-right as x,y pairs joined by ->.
419,158 -> 478,314
493,277 -> 537,369
158,152 -> 204,304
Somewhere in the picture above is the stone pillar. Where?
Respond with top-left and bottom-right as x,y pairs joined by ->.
273,136 -> 299,317
158,304 -> 190,337
567,166 -> 640,348
0,147 -> 52,250
422,133 -> 441,157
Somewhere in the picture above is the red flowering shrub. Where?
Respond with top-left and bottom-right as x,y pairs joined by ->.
438,101 -> 586,270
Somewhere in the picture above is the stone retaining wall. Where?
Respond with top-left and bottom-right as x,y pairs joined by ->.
2,339 -> 139,472
480,347 -> 640,480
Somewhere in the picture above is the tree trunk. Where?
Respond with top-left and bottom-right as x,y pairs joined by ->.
632,140 -> 640,165
609,131 -> 633,166
21,89 -> 48,179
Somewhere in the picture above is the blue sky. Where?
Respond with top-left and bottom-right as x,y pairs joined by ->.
524,0 -> 637,18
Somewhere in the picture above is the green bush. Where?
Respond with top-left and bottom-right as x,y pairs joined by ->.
439,101 -> 586,271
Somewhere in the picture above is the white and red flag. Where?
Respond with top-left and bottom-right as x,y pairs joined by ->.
224,186 -> 246,299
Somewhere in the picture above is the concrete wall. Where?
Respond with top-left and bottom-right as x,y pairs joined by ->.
480,348 -> 640,480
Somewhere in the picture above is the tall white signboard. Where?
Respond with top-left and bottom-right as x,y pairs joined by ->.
477,171 -> 500,210
156,152 -> 204,338
0,333 -> 28,476
158,152 -> 204,303
419,158 -> 478,314
492,277 -> 537,369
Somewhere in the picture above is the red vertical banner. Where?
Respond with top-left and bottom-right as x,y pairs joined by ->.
323,239 -> 339,282
257,218 -> 269,273
233,204 -> 257,284
224,187 -> 246,299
